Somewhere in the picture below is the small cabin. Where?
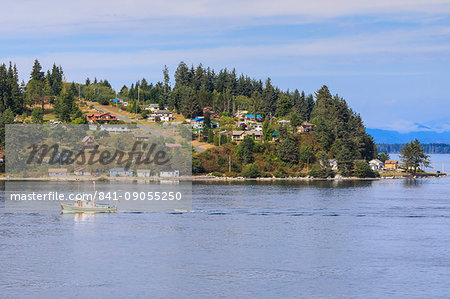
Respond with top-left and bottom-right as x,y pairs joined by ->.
137,169 -> 152,177
369,159 -> 384,171
86,113 -> 117,124
48,168 -> 67,177
109,168 -> 134,177
81,136 -> 97,149
297,122 -> 315,133
134,134 -> 151,141
231,131 -> 245,142
384,160 -> 398,170
245,130 -> 263,141
165,143 -> 182,148
74,167 -> 91,176
190,117 -> 204,129
160,170 -> 180,178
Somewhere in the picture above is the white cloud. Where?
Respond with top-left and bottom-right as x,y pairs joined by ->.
2,0 -> 450,35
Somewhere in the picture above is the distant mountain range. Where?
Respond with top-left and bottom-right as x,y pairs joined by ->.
367,129 -> 450,144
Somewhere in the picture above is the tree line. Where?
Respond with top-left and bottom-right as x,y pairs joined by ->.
1,60 -> 378,177
378,143 -> 450,154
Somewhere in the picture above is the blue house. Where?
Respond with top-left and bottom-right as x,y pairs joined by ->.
109,167 -> 134,177
191,117 -> 205,129
245,114 -> 262,122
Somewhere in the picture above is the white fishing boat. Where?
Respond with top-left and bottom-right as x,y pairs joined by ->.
60,200 -> 117,213
60,181 -> 117,213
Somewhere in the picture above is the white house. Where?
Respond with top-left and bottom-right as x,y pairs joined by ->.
100,125 -> 131,133
48,168 -> 67,177
328,159 -> 339,171
149,110 -> 173,122
145,103 -> 160,112
160,170 -> 180,178
190,117 -> 204,129
137,169 -> 152,177
369,159 -> 384,171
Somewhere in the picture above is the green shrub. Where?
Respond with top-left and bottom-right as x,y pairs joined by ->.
242,163 -> 260,178
274,168 -> 287,178
354,161 -> 377,178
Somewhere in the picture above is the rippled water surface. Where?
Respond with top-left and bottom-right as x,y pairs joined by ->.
1,177 -> 450,298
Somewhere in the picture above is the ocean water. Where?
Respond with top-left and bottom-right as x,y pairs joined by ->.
1,158 -> 450,298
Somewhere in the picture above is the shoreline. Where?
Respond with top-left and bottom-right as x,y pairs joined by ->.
0,174 -> 447,182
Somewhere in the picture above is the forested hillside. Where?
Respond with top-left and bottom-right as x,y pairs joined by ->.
0,60 -> 378,177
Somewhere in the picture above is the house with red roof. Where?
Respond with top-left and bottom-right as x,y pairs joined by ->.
86,113 -> 117,124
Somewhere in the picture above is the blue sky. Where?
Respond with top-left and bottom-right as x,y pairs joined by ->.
1,0 -> 450,132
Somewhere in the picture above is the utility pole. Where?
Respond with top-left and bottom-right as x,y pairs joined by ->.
229,155 -> 231,173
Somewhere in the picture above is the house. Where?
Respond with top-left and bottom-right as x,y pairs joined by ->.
369,159 -> 384,171
74,167 -> 91,176
272,131 -> 278,140
191,117 -> 204,129
86,113 -> 117,124
149,110 -> 173,122
328,159 -> 339,171
109,168 -> 134,177
81,136 -> 97,149
165,143 -> 182,148
297,122 -> 315,133
160,170 -> 180,178
134,134 -> 151,141
112,98 -> 124,104
245,114 -> 255,122
245,114 -> 262,123
234,110 -> 248,119
252,123 -> 263,131
245,130 -> 263,141
137,169 -> 152,177
385,160 -> 399,170
48,168 -> 67,177
100,125 -> 131,133
277,120 -> 290,125
145,103 -> 160,112
231,130 -> 245,142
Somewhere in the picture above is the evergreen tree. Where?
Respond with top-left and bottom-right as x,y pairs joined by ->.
236,136 -> 255,164
174,62 -> 190,88
275,93 -> 293,117
30,59 -> 45,81
0,108 -> 15,147
262,78 -> 276,117
31,107 -> 44,124
26,59 -> 45,109
400,139 -> 430,174
277,137 -> 299,163
262,119 -> 274,142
